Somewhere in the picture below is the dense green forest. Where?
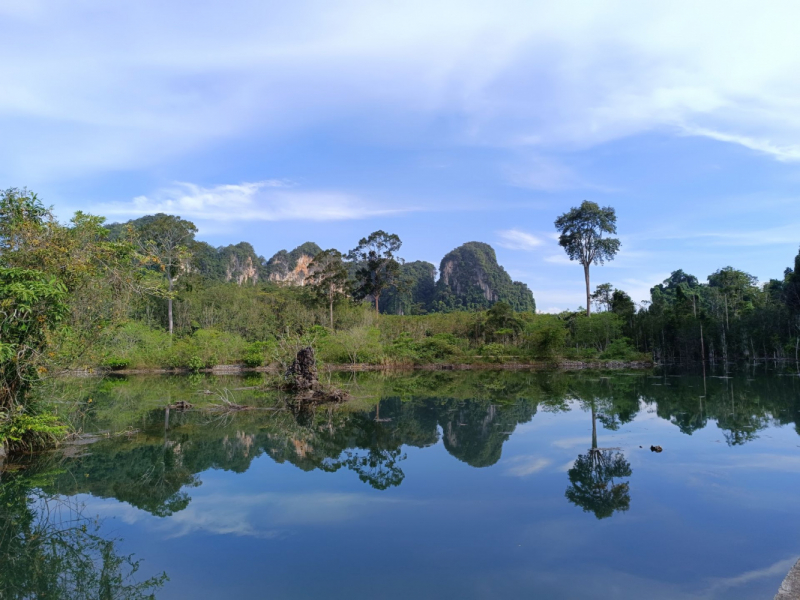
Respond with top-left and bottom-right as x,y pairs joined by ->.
3,187 -> 800,448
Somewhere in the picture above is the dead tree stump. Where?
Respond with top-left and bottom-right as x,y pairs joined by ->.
284,346 -> 348,404
285,346 -> 319,392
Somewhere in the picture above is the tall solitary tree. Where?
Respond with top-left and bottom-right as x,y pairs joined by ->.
347,231 -> 403,314
306,249 -> 350,328
138,214 -> 197,335
555,201 -> 620,316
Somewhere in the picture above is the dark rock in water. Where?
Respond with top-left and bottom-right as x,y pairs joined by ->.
650,445 -> 663,453
169,400 -> 193,411
285,346 -> 318,392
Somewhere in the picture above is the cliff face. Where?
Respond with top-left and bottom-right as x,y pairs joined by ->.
265,242 -> 322,286
189,241 -> 264,286
435,242 -> 536,312
225,253 -> 258,285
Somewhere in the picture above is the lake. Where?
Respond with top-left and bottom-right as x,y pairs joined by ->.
2,368 -> 799,599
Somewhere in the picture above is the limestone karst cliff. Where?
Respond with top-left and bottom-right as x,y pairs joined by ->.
264,242 -> 322,286
434,242 -> 535,312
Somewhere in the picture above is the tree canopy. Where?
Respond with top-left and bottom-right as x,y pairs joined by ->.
555,201 -> 620,316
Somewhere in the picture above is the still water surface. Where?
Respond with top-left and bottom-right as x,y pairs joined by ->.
2,369 -> 800,599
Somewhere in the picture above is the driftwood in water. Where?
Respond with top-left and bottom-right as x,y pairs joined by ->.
284,346 -> 348,403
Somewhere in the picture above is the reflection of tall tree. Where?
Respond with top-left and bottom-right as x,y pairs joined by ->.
0,468 -> 167,599
342,448 -> 406,490
565,400 -> 632,519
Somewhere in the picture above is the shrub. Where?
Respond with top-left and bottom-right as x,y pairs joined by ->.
168,329 -> 248,368
102,357 -> 130,370
241,341 -> 279,368
480,342 -> 509,363
599,338 -> 638,360
0,407 -> 67,452
319,326 -> 383,364
413,334 -> 460,362
524,316 -> 567,359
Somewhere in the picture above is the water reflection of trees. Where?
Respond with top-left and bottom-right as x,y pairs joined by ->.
564,391 -> 633,520
36,369 -> 800,521
566,449 -> 631,519
0,466 -> 167,599
43,390 -> 540,517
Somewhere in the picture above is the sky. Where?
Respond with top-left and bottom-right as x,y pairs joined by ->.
2,0 -> 800,311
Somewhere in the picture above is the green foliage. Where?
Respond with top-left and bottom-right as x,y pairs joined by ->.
380,260 -> 437,315
571,312 -> 624,351
0,466 -> 168,598
524,315 -> 568,359
103,357 -> 131,370
243,341 -> 276,367
555,201 -> 620,316
0,407 -> 66,451
319,326 -> 384,364
480,342 -> 511,362
554,201 -> 620,267
566,449 -> 631,519
306,249 -> 351,327
0,267 -> 69,411
168,329 -> 249,369
599,338 -> 638,360
348,230 -> 403,313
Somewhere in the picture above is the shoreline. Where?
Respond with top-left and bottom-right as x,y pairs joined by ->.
61,359 -> 654,377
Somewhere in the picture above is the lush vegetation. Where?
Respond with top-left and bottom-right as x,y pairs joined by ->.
5,189 -> 800,451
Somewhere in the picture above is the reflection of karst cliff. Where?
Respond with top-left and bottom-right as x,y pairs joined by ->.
41,369 -> 800,520
439,401 -> 537,468
46,395 -> 538,515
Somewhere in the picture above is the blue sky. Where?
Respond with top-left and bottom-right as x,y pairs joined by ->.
2,0 -> 800,311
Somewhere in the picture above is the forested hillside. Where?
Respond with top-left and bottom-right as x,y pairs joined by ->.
7,188 -> 800,449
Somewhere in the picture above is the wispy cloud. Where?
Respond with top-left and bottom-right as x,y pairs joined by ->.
503,156 -> 583,191
497,228 -> 543,251
683,126 -> 800,162
544,254 -> 574,265
705,556 -> 799,595
504,455 -> 552,477
87,490 -> 406,539
92,181 -> 411,223
4,0 -> 800,182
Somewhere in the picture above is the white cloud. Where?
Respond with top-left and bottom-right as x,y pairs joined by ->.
496,228 -> 543,251
544,254 -> 574,265
91,181 -> 410,223
682,127 -> 800,162
504,455 -> 552,477
85,490 -> 405,539
503,156 -> 582,191
3,0 -> 800,181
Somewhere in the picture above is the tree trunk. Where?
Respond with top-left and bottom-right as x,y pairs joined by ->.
329,285 -> 335,329
375,292 -> 380,315
700,322 -> 705,365
583,264 -> 591,317
167,266 -> 174,336
591,403 -> 597,450
724,295 -> 729,330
